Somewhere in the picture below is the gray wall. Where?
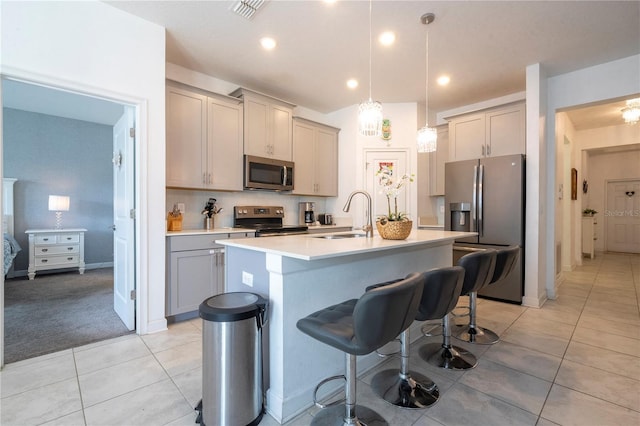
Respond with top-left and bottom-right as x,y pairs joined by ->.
3,108 -> 114,272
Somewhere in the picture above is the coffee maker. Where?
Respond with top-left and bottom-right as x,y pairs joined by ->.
299,202 -> 315,225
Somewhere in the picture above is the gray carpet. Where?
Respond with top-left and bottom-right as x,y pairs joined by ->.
4,268 -> 133,364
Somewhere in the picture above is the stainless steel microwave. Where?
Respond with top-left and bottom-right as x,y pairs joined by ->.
244,155 -> 294,191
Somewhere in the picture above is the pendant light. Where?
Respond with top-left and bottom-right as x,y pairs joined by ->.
621,98 -> 640,124
417,13 -> 437,153
358,0 -> 383,137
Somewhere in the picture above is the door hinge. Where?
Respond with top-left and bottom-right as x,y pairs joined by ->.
129,128 -> 135,138
130,290 -> 136,300
130,209 -> 136,219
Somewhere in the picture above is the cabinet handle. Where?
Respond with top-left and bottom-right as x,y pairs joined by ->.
66,237 -> 72,240
481,145 -> 485,156
487,144 -> 491,156
41,248 -> 48,252
43,238 -> 50,242
67,257 -> 74,261
41,259 -> 48,263
203,173 -> 206,184
67,247 -> 73,251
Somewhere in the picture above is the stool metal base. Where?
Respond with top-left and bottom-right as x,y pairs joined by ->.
370,369 -> 439,409
452,324 -> 500,345
420,342 -> 478,370
311,404 -> 387,426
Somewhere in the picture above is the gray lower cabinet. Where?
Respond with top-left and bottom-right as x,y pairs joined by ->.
166,232 -> 254,316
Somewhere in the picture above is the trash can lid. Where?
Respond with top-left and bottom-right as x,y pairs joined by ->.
199,292 -> 268,322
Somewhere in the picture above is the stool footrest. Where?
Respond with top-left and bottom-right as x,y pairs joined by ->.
313,375 -> 346,409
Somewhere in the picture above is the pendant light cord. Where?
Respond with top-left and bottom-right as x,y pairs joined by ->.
368,0 -> 373,102
425,30 -> 429,126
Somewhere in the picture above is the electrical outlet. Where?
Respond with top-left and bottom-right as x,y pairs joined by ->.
177,203 -> 185,214
242,271 -> 254,287
439,205 -> 445,213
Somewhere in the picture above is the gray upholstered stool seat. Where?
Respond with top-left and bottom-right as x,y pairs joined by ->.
297,273 -> 424,426
420,249 -> 496,370
368,266 -> 465,409
453,247 -> 518,345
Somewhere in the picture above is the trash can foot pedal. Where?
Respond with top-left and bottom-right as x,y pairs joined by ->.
195,399 -> 203,424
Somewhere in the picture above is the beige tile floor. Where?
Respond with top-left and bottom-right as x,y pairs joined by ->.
1,252 -> 638,425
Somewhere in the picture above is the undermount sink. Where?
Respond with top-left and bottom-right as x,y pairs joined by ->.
314,233 -> 367,239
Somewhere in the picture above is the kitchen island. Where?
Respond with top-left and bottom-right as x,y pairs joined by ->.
217,229 -> 475,423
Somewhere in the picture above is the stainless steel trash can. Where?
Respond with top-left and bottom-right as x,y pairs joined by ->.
197,292 -> 268,426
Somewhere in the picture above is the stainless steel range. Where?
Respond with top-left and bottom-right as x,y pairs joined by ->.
233,206 -> 308,237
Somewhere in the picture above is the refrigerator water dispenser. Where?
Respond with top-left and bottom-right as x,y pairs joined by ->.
450,202 -> 471,232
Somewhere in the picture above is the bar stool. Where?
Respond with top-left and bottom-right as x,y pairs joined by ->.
453,247 -> 518,345
368,266 -> 465,409
420,249 -> 496,370
296,273 -> 424,425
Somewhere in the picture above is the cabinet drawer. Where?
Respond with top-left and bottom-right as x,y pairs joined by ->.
35,233 -> 80,244
36,245 -> 79,255
168,234 -> 227,252
35,255 -> 79,267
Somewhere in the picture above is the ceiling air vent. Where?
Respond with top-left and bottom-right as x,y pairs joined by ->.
231,0 -> 266,20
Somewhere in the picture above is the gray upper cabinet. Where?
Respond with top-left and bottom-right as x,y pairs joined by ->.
231,88 -> 295,161
448,101 -> 525,162
166,83 -> 243,191
292,117 -> 339,197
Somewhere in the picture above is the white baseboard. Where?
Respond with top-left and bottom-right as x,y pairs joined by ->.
7,262 -> 114,278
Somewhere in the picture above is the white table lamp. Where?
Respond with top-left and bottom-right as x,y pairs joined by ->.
48,195 -> 70,229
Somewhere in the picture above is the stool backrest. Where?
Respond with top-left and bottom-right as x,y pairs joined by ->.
353,272 -> 423,351
415,266 -> 465,322
490,246 -> 520,285
457,249 -> 497,295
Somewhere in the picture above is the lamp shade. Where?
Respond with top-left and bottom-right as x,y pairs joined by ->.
48,195 -> 70,212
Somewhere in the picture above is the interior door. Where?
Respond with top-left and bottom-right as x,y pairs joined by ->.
113,108 -> 136,330
606,180 -> 640,253
364,150 -> 409,223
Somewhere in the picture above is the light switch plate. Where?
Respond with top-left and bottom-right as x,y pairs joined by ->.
242,271 -> 254,287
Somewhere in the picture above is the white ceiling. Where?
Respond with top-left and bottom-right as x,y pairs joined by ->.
2,1 -> 639,129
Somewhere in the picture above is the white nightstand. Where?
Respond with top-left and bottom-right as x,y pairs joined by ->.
25,228 -> 87,280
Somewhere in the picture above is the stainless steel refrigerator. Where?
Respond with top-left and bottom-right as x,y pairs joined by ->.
445,154 -> 525,303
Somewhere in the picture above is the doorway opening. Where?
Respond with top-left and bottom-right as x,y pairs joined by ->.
2,78 -> 137,364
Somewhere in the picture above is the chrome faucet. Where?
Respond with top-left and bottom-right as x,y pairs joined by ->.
343,190 -> 374,238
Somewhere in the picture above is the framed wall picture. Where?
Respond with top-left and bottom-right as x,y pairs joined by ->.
571,168 -> 578,200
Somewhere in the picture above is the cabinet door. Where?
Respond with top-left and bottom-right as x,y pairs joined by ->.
292,121 -> 316,195
486,104 -> 525,157
166,86 -> 207,188
244,97 -> 270,157
208,98 -> 243,191
429,127 -> 449,196
315,128 -> 338,196
271,104 -> 293,161
449,113 -> 485,161
169,249 -> 218,315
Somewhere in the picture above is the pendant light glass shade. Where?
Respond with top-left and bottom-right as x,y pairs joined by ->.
359,98 -> 383,136
621,98 -> 640,124
417,125 -> 438,153
358,0 -> 383,137
417,13 -> 437,152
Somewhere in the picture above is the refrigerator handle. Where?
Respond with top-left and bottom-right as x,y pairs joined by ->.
472,164 -> 478,232
478,164 -> 484,237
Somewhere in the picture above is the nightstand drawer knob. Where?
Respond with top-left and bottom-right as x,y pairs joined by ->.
41,259 -> 48,263
41,248 -> 48,252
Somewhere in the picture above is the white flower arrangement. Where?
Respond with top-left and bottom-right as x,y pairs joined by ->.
376,167 -> 414,222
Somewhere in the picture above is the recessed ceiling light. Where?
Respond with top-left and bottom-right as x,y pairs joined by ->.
260,37 -> 277,50
379,31 -> 396,46
437,75 -> 451,86
347,79 -> 359,89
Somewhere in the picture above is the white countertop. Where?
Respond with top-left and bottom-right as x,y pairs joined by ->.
217,229 -> 476,261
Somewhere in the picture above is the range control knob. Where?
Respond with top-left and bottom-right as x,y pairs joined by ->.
242,209 -> 248,214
